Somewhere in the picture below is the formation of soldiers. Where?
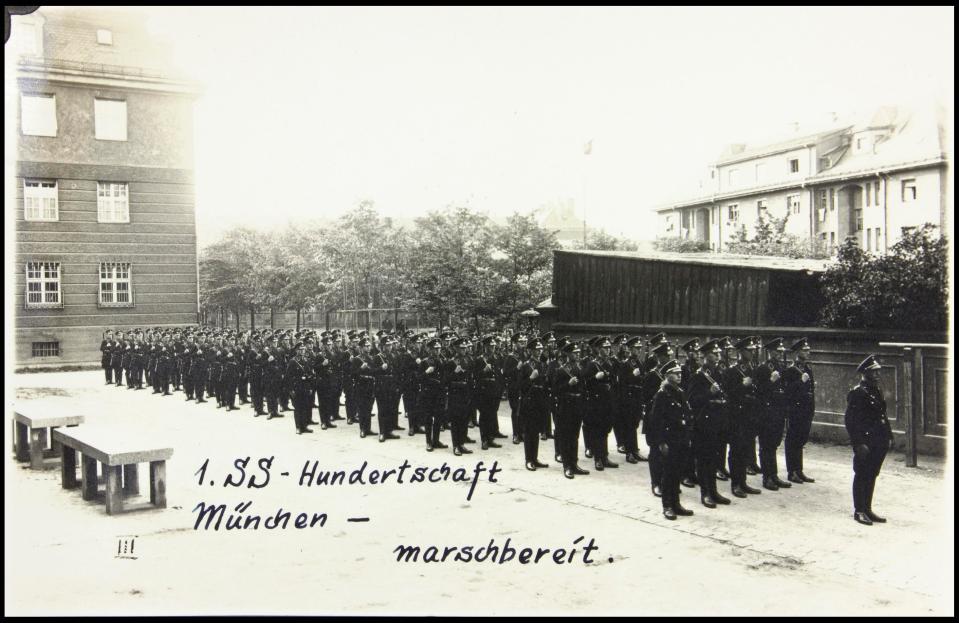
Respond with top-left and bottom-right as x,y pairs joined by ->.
97,326 -> 888,524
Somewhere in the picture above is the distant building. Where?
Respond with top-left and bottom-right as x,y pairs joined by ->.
539,198 -> 596,248
11,7 -> 202,367
654,105 -> 949,254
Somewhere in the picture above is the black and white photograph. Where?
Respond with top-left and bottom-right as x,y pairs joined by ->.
4,5 -> 954,616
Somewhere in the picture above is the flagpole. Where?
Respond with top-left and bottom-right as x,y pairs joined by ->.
583,139 -> 591,249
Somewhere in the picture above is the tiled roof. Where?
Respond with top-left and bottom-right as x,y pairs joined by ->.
715,126 -> 849,165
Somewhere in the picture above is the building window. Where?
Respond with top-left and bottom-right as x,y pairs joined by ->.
875,228 -> 881,249
787,194 -> 801,215
94,98 -> 127,141
901,178 -> 917,202
866,229 -> 873,252
855,208 -> 863,232
817,190 -> 828,210
97,182 -> 129,222
97,29 -> 113,45
20,94 -> 57,137
25,262 -> 62,308
757,200 -> 767,218
728,169 -> 739,187
865,182 -> 872,207
789,159 -> 799,173
727,204 -> 739,223
23,180 -> 59,221
755,163 -> 766,183
830,232 -> 836,247
830,189 -> 836,211
32,342 -> 61,357
99,262 -> 133,306
875,180 -> 881,205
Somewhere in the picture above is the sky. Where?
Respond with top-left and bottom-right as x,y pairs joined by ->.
14,6 -> 958,245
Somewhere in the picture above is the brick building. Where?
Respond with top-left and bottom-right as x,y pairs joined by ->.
10,7 -> 202,368
654,105 -> 950,253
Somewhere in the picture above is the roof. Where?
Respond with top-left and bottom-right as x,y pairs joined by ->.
557,249 -> 831,273
808,105 -> 947,182
715,125 -> 849,166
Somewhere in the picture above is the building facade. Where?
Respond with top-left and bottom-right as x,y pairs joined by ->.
655,106 -> 949,253
11,8 -> 201,368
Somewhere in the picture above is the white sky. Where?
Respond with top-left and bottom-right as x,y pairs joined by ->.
20,7 -> 959,244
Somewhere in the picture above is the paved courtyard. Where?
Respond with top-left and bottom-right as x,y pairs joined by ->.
5,370 -> 954,616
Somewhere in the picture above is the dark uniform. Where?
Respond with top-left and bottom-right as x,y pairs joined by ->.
552,342 -> 588,478
783,338 -> 816,483
754,338 -> 791,490
191,340 -> 210,403
100,335 -> 114,383
641,343 -> 673,493
517,339 -> 548,468
687,341 -> 731,507
646,361 -> 694,519
474,339 -> 503,449
419,340 -> 448,451
350,339 -> 377,437
502,338 -> 526,444
582,337 -> 616,470
723,337 -> 763,496
287,346 -> 315,434
446,339 -> 474,454
844,355 -> 892,525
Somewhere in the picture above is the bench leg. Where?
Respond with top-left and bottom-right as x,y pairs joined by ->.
123,464 -> 139,495
15,421 -> 30,462
150,461 -> 167,508
105,464 -> 123,515
81,455 -> 99,501
61,446 -> 78,489
29,428 -> 45,470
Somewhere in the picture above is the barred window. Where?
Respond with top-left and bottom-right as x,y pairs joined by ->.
99,262 -> 133,306
32,341 -> 60,357
25,262 -> 62,308
97,182 -> 129,222
24,180 -> 59,221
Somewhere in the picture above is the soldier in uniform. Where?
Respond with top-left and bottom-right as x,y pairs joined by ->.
553,341 -> 589,479
191,333 -> 210,403
262,338 -> 284,419
583,336 -> 617,471
687,339 -> 732,508
130,339 -> 145,390
111,330 -> 126,386
100,330 -> 115,384
723,337 -> 763,498
222,347 -> 240,411
419,338 -> 448,452
844,355 -> 892,526
314,336 -> 337,428
398,332 -> 422,436
446,337 -> 475,455
618,336 -> 646,464
678,338 -> 701,487
784,338 -> 817,484
474,335 -> 504,450
539,332 -> 559,441
182,334 -> 196,400
641,341 -> 674,496
287,342 -> 315,434
373,336 -> 402,442
502,333 -> 527,445
755,338 -> 792,491
517,338 -> 549,470
646,359 -> 694,520
350,337 -> 378,438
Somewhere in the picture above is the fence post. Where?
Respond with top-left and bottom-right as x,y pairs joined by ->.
902,347 -> 916,467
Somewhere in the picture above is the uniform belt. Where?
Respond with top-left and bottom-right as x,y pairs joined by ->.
565,393 -> 583,397
358,375 -> 375,380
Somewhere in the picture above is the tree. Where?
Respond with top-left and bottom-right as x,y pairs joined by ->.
653,236 -> 711,253
405,206 -> 497,331
491,212 -> 561,323
725,212 -> 829,259
818,224 -> 948,331
568,228 -> 639,251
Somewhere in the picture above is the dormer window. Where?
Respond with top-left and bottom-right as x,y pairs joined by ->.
97,29 -> 113,45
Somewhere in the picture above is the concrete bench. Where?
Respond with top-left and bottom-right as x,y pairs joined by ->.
13,411 -> 85,470
52,427 -> 173,515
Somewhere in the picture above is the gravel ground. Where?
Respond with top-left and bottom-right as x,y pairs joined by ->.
5,371 -> 954,616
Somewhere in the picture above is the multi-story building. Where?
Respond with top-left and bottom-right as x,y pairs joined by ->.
10,7 -> 202,368
654,105 -> 949,253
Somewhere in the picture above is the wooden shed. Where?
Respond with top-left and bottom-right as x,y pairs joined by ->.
551,250 -> 828,328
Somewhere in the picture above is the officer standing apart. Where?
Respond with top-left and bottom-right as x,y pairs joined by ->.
844,355 -> 892,526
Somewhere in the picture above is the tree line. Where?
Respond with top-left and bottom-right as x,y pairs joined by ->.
199,202 -> 638,333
